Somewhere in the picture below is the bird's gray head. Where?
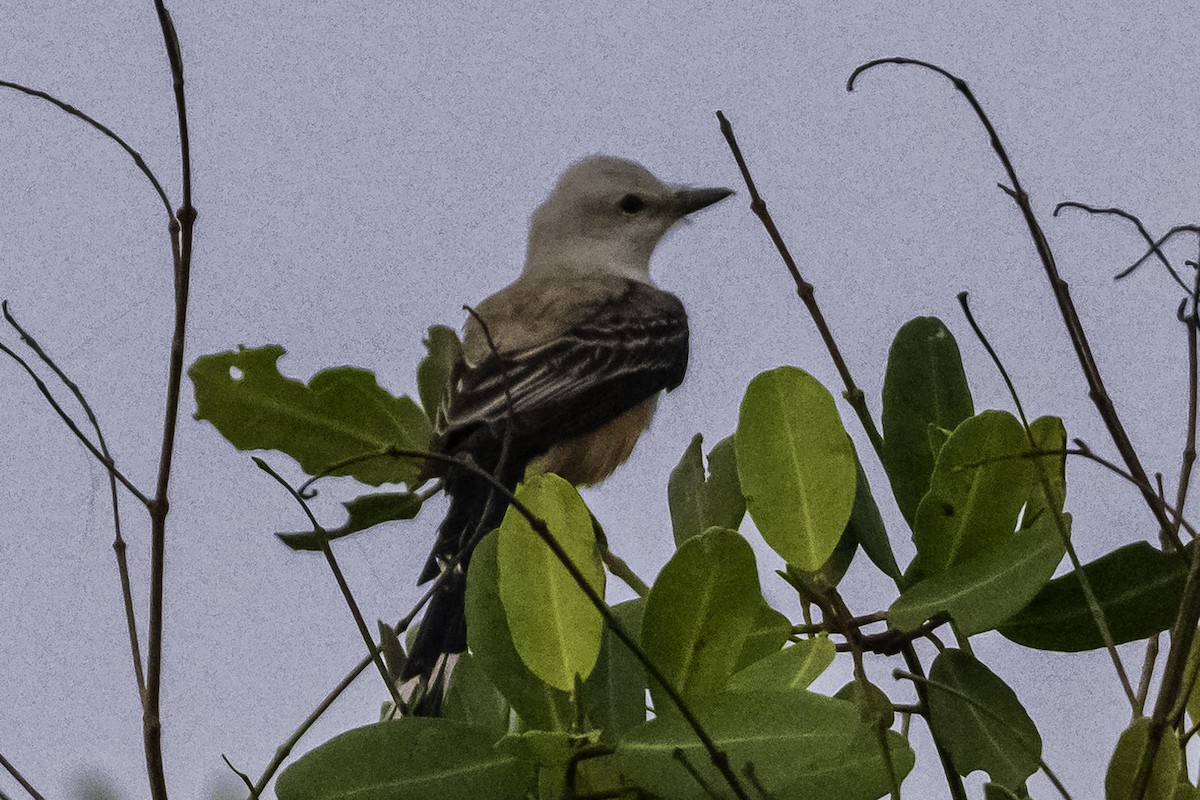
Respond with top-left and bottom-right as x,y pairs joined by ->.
524,155 -> 733,282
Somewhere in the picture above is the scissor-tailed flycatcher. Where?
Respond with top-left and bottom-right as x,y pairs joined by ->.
402,155 -> 732,714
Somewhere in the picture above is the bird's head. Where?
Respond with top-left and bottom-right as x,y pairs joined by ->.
525,155 -> 733,282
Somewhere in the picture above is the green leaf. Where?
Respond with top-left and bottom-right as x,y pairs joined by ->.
882,317 -> 974,526
417,325 -> 462,424
1023,416 -> 1068,523
983,784 -> 1023,800
190,346 -> 432,487
730,637 -> 835,692
614,690 -> 860,800
497,475 -> 605,690
776,728 -> 916,800
1106,717 -> 1181,800
377,620 -> 405,683
581,598 -> 647,741
999,542 -> 1187,652
275,718 -> 532,800
889,512 -> 1068,636
909,410 -> 1031,580
641,528 -> 765,712
443,652 -> 511,739
497,730 -> 599,800
736,367 -> 857,570
1185,632 -> 1200,729
668,434 -> 746,546
847,455 -> 902,582
927,649 -> 1041,791
465,533 -> 571,730
834,679 -> 896,728
734,602 -> 793,671
277,492 -> 423,551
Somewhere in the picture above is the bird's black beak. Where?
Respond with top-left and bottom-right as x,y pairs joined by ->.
673,186 -> 735,216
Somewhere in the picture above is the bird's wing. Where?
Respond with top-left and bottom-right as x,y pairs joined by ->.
437,277 -> 688,459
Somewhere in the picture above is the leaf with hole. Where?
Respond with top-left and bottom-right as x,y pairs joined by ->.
668,433 -> 746,546
276,491 -> 423,551
190,345 -> 431,487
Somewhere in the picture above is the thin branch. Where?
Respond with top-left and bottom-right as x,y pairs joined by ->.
221,755 -> 254,794
847,56 -> 1177,565
1175,263 -> 1200,538
0,338 -> 150,506
2,301 -> 146,696
1052,202 -> 1189,292
893,670 -> 1073,800
957,291 -> 1137,706
0,79 -> 172,216
600,546 -> 650,597
900,645 -> 968,800
0,753 -> 45,800
1135,636 -> 1160,718
253,458 -> 406,714
249,645 -> 375,798
716,110 -> 885,460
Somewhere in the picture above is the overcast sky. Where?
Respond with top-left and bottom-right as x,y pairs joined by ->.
3,2 -> 1200,798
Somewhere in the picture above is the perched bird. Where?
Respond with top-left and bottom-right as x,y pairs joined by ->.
402,155 -> 732,714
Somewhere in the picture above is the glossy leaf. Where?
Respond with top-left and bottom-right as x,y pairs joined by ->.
927,649 -> 1041,791
999,542 -> 1187,652
581,598 -> 647,741
277,491 -> 422,551
734,603 -> 792,671
275,718 -> 531,800
1106,717 -> 1180,800
776,728 -> 915,800
417,325 -> 462,424
882,317 -> 974,526
889,512 -> 1068,635
443,652 -> 511,739
615,690 -> 860,800
847,455 -> 902,581
497,475 -> 604,690
465,533 -> 571,730
190,345 -> 431,487
641,528 -> 764,711
909,410 -> 1031,580
1023,416 -> 1068,523
668,434 -> 746,546
737,367 -> 857,570
730,637 -> 835,692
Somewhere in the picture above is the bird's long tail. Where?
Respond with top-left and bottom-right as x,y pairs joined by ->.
400,462 -> 519,715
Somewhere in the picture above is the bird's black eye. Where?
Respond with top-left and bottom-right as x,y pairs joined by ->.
619,193 -> 646,214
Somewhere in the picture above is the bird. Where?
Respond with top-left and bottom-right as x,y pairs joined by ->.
400,155 -> 733,714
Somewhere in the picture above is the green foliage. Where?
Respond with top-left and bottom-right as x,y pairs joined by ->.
276,492 -> 422,551
641,528 -> 769,712
1000,541 -> 1188,651
729,636 -> 835,692
1105,718 -> 1181,800
846,454 -> 902,581
908,410 -> 1034,581
497,475 -> 605,690
736,366 -> 857,570
190,345 -> 431,487
927,649 -> 1042,791
881,316 -> 974,526
668,433 -> 746,546
465,533 -> 571,731
580,598 -> 646,740
275,718 -> 533,800
416,325 -> 462,424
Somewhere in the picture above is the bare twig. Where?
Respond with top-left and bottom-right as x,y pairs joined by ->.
847,56 -> 1176,565
894,669 -> 1073,800
1135,636 -> 1160,717
0,752 -> 45,800
253,458 -> 406,714
957,291 -> 1137,705
2,301 -> 146,696
716,110 -> 885,460
1052,202 -> 1190,291
0,80 -> 172,216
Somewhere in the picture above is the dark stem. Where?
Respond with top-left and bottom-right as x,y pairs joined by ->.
899,645 -> 967,800
0,79 -> 172,216
1,301 -> 146,695
0,753 -> 45,800
716,110 -> 885,461
253,459 -> 406,714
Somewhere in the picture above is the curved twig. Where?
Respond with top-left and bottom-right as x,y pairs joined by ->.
1052,202 -> 1190,291
0,79 -> 171,216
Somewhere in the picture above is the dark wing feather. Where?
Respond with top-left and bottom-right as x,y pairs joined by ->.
436,279 -> 689,462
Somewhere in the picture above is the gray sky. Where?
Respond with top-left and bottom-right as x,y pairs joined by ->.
3,1 -> 1199,797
